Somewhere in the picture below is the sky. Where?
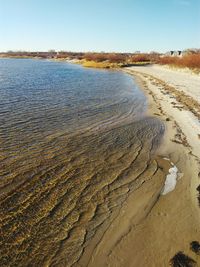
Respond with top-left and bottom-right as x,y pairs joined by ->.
0,0 -> 199,53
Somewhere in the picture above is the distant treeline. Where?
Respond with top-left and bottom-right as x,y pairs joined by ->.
0,50 -> 161,63
1,49 -> 200,69
0,51 -> 59,59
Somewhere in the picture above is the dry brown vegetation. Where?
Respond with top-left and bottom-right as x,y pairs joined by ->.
81,52 -> 160,68
130,53 -> 159,63
83,52 -> 128,63
158,54 -> 200,69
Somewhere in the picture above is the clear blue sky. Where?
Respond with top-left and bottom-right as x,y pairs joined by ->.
0,0 -> 199,53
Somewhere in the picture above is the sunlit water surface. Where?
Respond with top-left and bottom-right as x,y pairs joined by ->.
0,59 -> 164,266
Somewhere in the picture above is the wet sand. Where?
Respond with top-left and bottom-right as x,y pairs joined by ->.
0,118 -> 166,267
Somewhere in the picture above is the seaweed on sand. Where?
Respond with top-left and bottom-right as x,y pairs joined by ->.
190,241 -> 200,255
196,185 -> 200,207
170,251 -> 196,267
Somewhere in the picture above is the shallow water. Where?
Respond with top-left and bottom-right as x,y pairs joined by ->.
0,59 -> 164,266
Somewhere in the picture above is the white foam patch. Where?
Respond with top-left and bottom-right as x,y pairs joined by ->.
161,165 -> 178,195
163,157 -> 170,161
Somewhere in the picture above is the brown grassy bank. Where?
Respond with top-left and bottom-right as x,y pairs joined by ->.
158,54 -> 200,70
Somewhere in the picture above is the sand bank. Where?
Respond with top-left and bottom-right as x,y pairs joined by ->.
78,65 -> 200,266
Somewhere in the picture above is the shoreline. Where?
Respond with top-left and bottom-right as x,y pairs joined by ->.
109,67 -> 200,266
1,58 -> 199,266
78,66 -> 200,266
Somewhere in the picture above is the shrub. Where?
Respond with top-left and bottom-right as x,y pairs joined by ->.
106,53 -> 127,63
130,53 -> 150,62
83,53 -> 127,63
158,54 -> 200,69
84,53 -> 108,62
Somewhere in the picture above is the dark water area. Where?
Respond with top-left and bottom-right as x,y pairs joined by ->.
0,59 -> 164,266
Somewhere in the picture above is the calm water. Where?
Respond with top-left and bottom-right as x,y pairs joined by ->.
0,59 -> 164,266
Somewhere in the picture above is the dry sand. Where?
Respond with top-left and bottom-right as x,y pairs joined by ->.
127,64 -> 200,102
77,65 -> 200,267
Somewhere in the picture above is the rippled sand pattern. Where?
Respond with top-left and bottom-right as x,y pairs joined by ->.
0,59 -> 164,266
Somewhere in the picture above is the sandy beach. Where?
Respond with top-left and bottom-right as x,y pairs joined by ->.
1,0 -> 199,265
78,65 -> 200,267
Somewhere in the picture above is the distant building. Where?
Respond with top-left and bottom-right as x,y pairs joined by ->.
165,50 -> 183,57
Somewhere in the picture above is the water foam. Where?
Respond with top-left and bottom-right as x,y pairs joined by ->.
162,165 -> 178,195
